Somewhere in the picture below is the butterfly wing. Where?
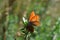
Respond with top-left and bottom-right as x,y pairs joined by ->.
33,21 -> 40,26
29,11 -> 40,26
29,11 -> 35,22
30,15 -> 39,22
30,15 -> 40,26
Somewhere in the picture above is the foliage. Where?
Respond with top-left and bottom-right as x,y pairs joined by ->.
0,0 -> 60,40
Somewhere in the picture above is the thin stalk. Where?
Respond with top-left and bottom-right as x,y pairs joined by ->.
24,32 -> 30,40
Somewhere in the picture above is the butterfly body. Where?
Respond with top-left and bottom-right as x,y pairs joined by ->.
26,22 -> 34,33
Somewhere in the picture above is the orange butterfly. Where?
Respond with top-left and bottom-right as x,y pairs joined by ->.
26,11 -> 40,33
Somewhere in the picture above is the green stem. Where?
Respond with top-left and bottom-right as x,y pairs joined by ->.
24,32 -> 30,40
24,32 -> 28,40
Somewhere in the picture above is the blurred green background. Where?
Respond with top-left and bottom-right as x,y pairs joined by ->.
0,0 -> 60,40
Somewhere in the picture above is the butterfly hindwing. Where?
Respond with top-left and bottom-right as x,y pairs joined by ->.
33,21 -> 40,26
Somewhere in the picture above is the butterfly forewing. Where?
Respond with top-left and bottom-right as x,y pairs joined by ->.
30,15 -> 39,22
29,11 -> 35,22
